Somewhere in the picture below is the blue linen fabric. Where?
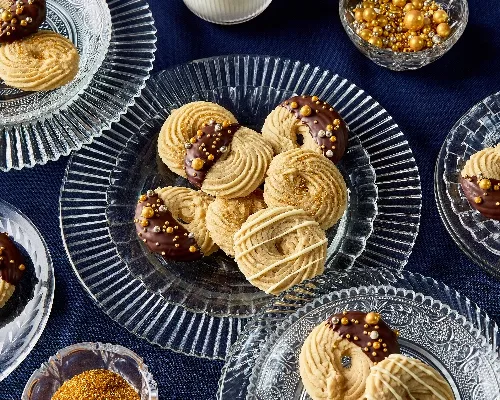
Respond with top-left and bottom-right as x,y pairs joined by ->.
1,0 -> 500,398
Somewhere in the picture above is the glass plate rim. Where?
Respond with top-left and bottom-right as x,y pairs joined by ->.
60,55 -> 422,360
0,0 -> 157,172
217,267 -> 499,398
246,283 -> 500,399
0,198 -> 55,382
434,91 -> 500,277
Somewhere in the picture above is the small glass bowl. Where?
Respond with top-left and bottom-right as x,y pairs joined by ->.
22,343 -> 158,400
339,0 -> 468,71
183,0 -> 272,24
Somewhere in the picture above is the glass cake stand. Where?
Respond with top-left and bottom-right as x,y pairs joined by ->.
60,55 -> 421,360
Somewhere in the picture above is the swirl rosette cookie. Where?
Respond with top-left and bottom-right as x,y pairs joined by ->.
158,101 -> 238,177
262,95 -> 349,163
0,0 -> 46,43
184,121 -> 274,198
299,311 -> 400,400
365,354 -> 454,400
205,190 -> 266,256
233,206 -> 326,295
460,144 -> 500,220
0,232 -> 26,308
0,30 -> 79,91
264,149 -> 348,230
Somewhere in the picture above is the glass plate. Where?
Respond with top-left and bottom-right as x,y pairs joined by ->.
0,0 -> 157,171
60,55 -> 421,360
435,92 -> 500,277
0,200 -> 54,382
218,268 -> 500,399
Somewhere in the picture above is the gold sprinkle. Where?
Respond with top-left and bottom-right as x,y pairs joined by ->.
189,245 -> 197,253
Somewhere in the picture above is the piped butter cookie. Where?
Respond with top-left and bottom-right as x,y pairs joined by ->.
157,101 -> 238,177
460,144 -> 500,220
233,206 -> 326,295
262,95 -> 349,163
365,354 -> 454,400
134,190 -> 203,262
0,30 -> 79,91
0,232 -> 26,308
264,149 -> 348,230
0,0 -> 46,43
184,121 -> 273,198
299,311 -> 400,400
205,190 -> 266,256
155,186 -> 218,256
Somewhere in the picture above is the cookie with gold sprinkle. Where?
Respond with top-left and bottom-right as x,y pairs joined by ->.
299,311 -> 400,400
134,191 -> 202,261
0,232 -> 26,308
184,121 -> 273,199
0,0 -> 46,43
262,95 -> 349,164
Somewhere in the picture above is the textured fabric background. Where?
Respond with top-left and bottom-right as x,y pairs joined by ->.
1,0 -> 500,398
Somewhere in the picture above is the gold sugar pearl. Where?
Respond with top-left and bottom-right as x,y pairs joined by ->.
474,196 -> 483,204
166,227 -> 174,233
433,9 -> 448,24
189,245 -> 197,253
311,95 -> 319,102
436,22 -> 451,37
18,264 -> 25,271
478,178 -> 492,190
290,101 -> 298,109
300,105 -> 312,117
141,206 -> 154,219
191,158 -> 205,171
207,154 -> 215,161
341,317 -> 350,325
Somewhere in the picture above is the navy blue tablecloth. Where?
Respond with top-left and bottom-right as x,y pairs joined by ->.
1,0 -> 500,398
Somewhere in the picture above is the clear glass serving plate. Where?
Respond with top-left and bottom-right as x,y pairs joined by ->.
0,0 -> 156,171
22,342 -> 158,400
435,92 -> 500,278
0,200 -> 54,382
60,55 -> 421,360
218,267 -> 500,399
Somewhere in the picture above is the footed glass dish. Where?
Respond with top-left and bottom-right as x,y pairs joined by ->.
22,343 -> 158,400
218,268 -> 500,399
0,0 -> 156,171
339,0 -> 468,71
0,200 -> 54,382
435,92 -> 500,277
60,55 -> 421,360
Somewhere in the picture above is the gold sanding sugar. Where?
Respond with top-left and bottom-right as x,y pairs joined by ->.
51,369 -> 140,400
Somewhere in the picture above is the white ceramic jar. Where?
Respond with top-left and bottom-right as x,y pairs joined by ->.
183,0 -> 272,24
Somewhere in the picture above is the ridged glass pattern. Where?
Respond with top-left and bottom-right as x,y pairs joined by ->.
0,0 -> 157,171
60,56 -> 421,360
0,200 -> 54,382
435,92 -> 500,278
218,268 -> 500,399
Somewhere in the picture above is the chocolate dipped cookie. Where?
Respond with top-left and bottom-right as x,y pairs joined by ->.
299,311 -> 400,400
184,120 -> 273,199
460,144 -> 500,220
0,232 -> 26,308
262,95 -> 349,164
0,0 -> 46,43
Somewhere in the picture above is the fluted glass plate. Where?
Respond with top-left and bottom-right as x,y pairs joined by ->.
60,55 -> 421,360
0,200 -> 54,382
218,268 -> 500,399
435,92 -> 500,278
0,0 -> 156,171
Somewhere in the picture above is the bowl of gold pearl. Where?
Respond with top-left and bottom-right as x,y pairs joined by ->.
340,0 -> 468,71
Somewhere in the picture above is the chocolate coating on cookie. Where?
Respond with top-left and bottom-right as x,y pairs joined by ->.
281,95 -> 348,164
0,0 -> 46,43
134,191 -> 202,262
460,176 -> 500,220
327,311 -> 400,363
0,232 -> 26,285
184,121 -> 240,188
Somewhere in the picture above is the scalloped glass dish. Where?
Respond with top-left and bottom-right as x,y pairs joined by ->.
435,92 -> 500,277
22,342 -> 158,400
0,200 -> 54,382
0,0 -> 156,171
218,268 -> 500,399
60,55 -> 421,360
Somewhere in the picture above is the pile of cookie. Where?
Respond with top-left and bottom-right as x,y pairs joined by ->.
0,0 -> 79,91
0,232 -> 27,309
134,95 -> 350,295
300,311 -> 454,400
